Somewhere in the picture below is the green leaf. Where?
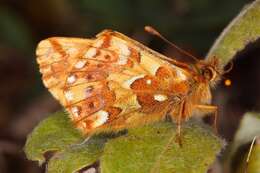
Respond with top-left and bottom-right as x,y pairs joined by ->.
101,121 -> 222,173
25,111 -> 223,173
207,0 -> 260,66
47,136 -> 107,173
24,111 -> 107,173
24,111 -> 83,165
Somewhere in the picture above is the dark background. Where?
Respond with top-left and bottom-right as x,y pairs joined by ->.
0,0 -> 259,172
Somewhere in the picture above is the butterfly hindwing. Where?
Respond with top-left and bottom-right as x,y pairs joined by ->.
36,30 -> 190,134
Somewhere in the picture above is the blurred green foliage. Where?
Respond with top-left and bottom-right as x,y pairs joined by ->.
0,0 -> 249,54
73,0 -> 248,51
208,0 -> 260,65
0,7 -> 33,54
227,112 -> 260,173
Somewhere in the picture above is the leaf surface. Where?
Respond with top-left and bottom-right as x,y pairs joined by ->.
207,0 -> 260,66
101,121 -> 222,173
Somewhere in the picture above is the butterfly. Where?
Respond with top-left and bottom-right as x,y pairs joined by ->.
36,26 -> 224,142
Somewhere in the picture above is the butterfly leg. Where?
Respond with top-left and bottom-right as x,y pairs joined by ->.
194,104 -> 218,133
171,100 -> 185,146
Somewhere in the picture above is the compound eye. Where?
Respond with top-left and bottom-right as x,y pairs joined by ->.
202,67 -> 214,81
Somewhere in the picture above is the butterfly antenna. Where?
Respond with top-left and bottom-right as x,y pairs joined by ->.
144,26 -> 200,62
223,61 -> 234,74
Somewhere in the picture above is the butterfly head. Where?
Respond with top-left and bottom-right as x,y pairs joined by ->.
194,56 -> 223,85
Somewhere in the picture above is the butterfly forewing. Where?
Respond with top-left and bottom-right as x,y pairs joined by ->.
36,30 -> 191,135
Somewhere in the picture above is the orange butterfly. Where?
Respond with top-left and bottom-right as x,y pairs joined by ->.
36,27 -> 223,142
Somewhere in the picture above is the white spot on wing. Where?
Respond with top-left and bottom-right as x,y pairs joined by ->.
94,39 -> 104,48
122,75 -> 145,89
112,39 -> 131,65
91,110 -> 109,128
176,70 -> 187,80
64,91 -> 74,101
67,48 -> 77,55
74,60 -> 86,69
146,79 -> 152,85
85,48 -> 97,58
71,106 -> 80,118
67,75 -> 76,84
154,94 -> 168,102
117,55 -> 128,65
118,42 -> 130,56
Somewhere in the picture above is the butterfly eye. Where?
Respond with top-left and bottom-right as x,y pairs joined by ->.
202,67 -> 215,81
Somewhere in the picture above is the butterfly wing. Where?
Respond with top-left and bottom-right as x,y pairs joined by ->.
36,30 -> 190,135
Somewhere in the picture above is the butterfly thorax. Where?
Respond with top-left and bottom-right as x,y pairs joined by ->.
168,57 -> 221,121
